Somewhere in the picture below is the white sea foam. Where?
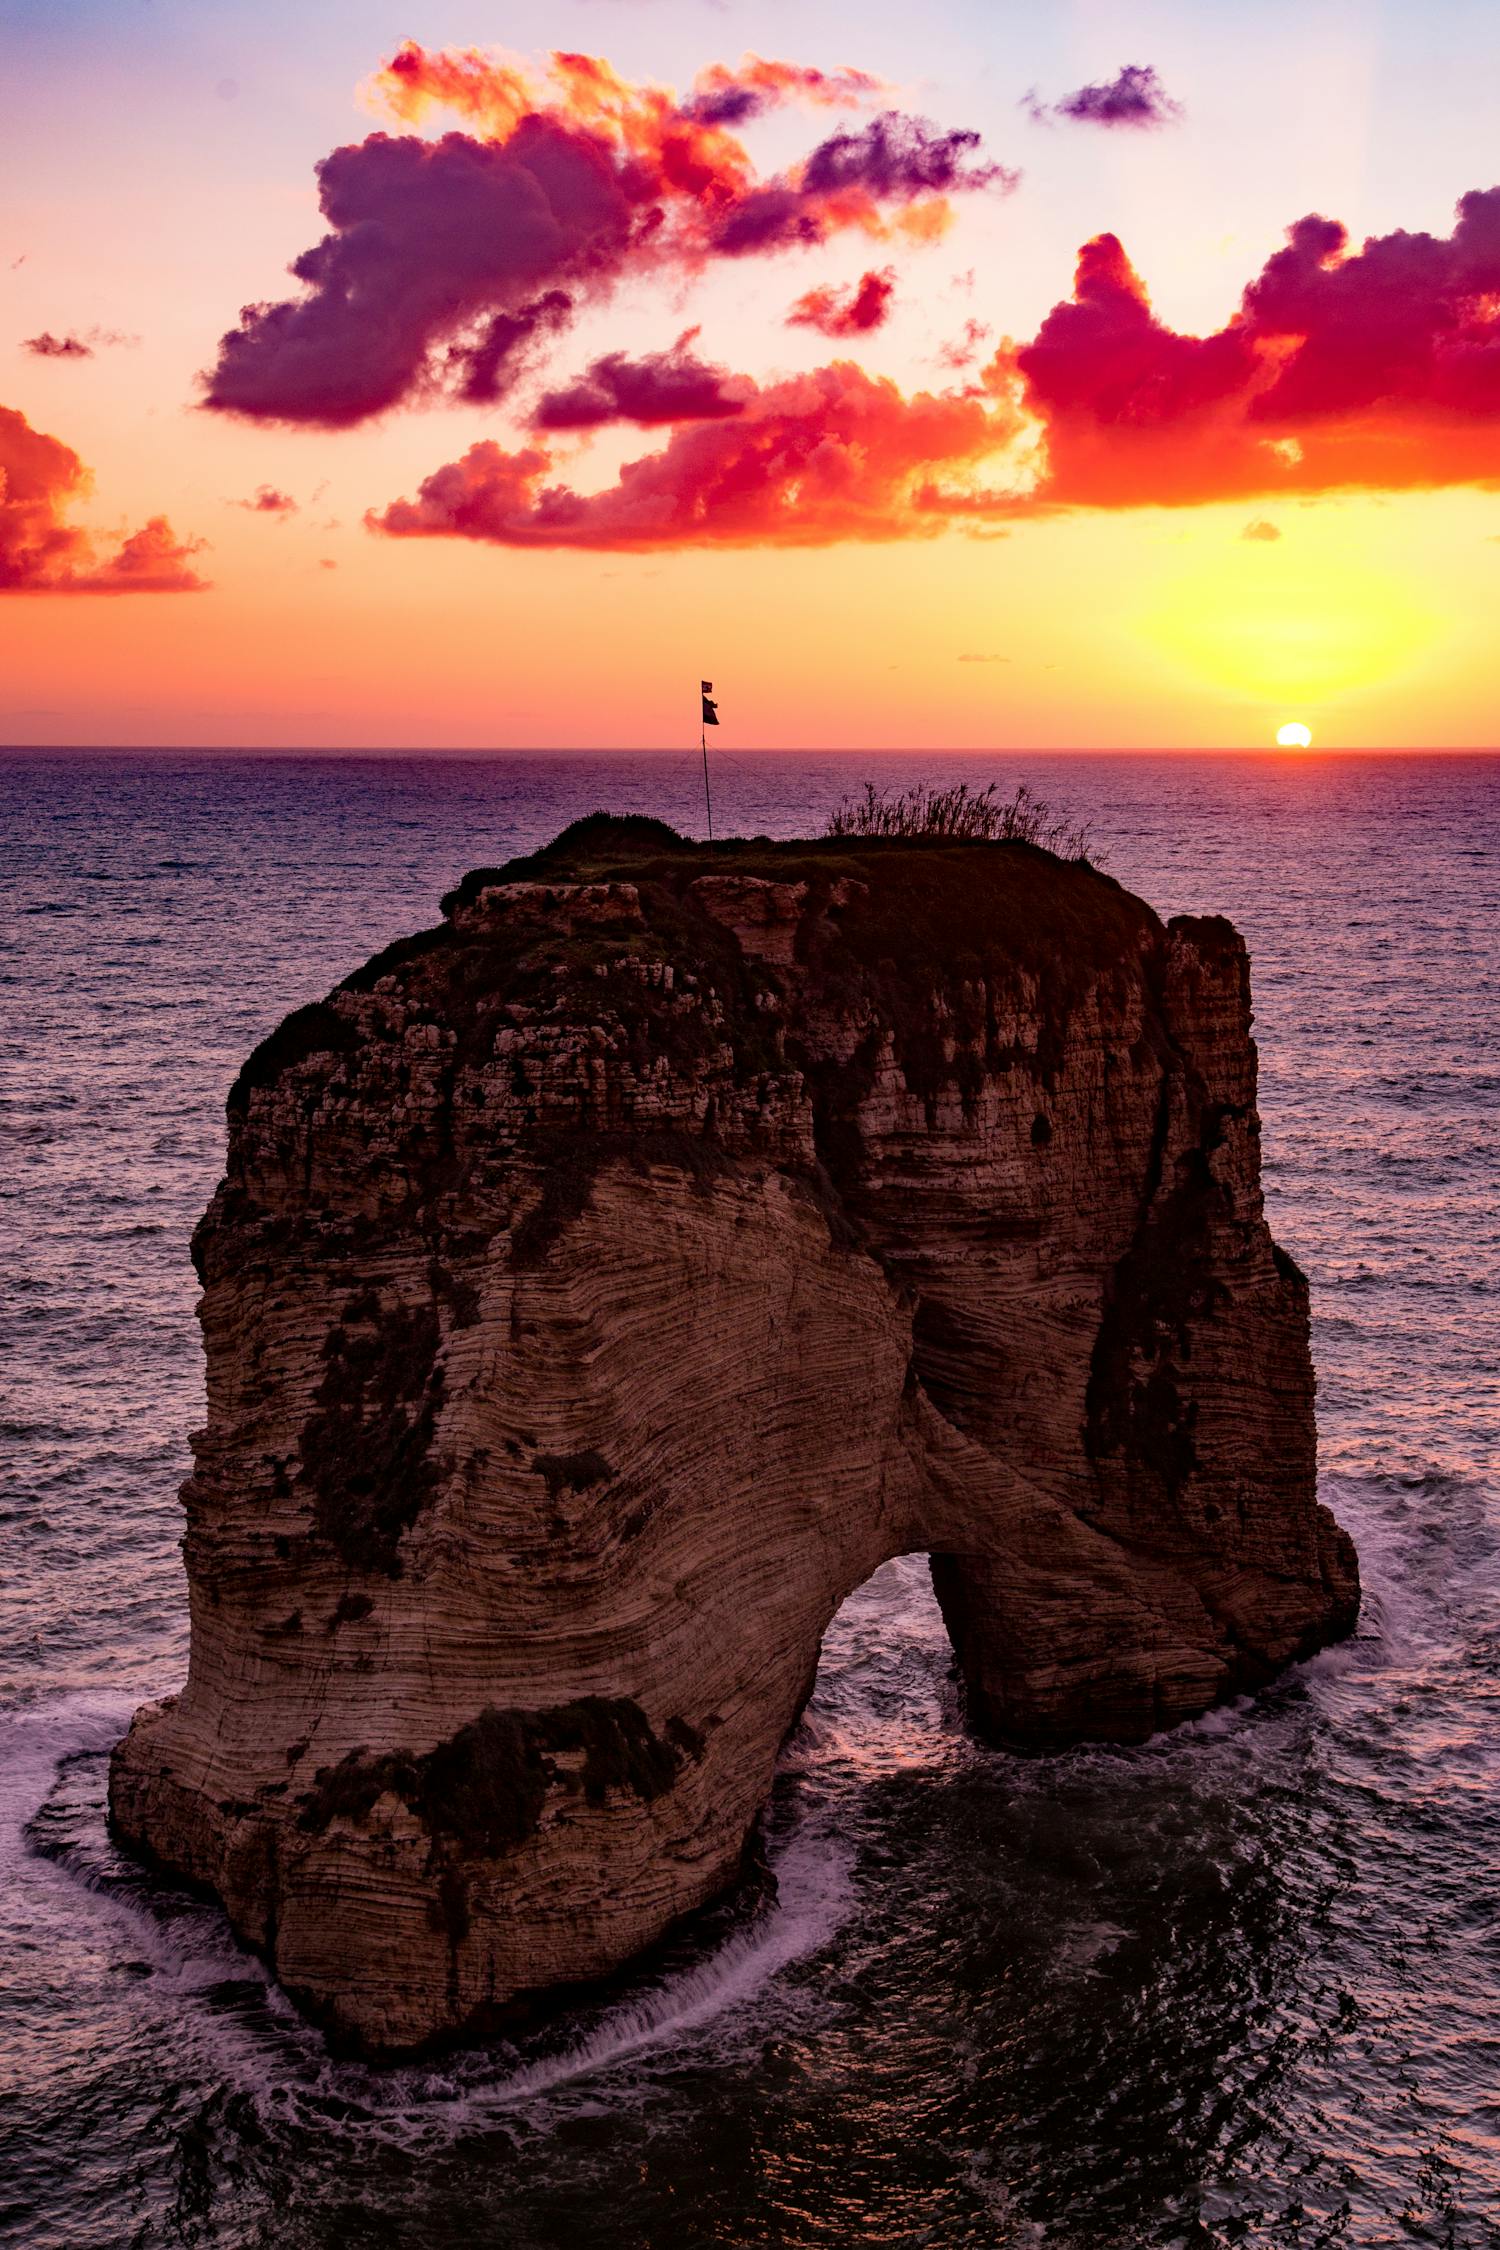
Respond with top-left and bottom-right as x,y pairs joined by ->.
464,1826 -> 857,2115
0,1690 -> 137,1868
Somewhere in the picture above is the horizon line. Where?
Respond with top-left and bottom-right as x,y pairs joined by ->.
4,743 -> 1499,760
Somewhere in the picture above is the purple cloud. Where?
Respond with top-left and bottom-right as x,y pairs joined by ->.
1039,66 -> 1184,130
533,335 -> 746,430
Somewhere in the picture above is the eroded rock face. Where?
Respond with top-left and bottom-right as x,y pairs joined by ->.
109,816 -> 1359,2054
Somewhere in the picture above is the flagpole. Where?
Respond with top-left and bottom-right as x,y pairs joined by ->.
701,722 -> 713,843
699,678 -> 717,841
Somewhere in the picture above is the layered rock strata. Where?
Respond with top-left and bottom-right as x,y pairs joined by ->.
110,816 -> 1359,2054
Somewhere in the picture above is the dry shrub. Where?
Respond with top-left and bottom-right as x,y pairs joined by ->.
825,781 -> 1098,861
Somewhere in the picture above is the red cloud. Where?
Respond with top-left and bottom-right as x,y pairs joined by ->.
1016,190 -> 1500,505
0,405 -> 206,593
786,266 -> 895,336
203,45 -> 1012,427
533,335 -> 746,429
369,361 -> 1020,549
363,187 -> 1500,554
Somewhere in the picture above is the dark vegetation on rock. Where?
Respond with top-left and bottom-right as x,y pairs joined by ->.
376,811 -> 1158,1279
299,1296 -> 444,1576
823,778 -> 1097,859
297,1695 -> 693,1859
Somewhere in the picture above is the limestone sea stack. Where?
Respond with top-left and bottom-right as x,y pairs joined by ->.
110,817 -> 1359,2055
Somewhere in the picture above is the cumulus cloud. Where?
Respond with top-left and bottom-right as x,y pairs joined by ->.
369,360 -> 1022,549
364,186 -> 1500,554
1033,65 -> 1183,130
202,44 -> 1012,427
234,485 -> 298,514
1013,190 -> 1500,506
786,266 -> 895,336
1241,518 -> 1281,541
533,333 -> 746,428
203,121 -> 635,427
0,405 -> 206,592
87,516 -> 210,591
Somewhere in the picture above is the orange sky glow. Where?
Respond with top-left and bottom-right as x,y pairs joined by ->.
5,0 -> 1500,750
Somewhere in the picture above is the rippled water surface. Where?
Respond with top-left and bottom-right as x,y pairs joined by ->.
2,749 -> 1497,2248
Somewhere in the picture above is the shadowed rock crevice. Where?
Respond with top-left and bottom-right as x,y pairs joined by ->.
110,818 -> 1359,2055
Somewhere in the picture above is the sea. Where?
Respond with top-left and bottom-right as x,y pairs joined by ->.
2,748 -> 1497,2249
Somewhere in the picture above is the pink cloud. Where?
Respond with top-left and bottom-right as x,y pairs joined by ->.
0,405 -> 206,592
370,360 -> 1018,549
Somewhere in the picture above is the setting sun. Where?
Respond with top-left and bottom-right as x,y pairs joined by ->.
1277,722 -> 1314,747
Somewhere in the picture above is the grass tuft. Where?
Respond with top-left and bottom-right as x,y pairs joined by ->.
824,780 -> 1097,860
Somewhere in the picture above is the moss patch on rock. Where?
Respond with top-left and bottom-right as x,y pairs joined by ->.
297,1695 -> 694,1862
298,1295 -> 444,1577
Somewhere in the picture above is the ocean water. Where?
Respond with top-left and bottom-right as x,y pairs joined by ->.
2,747 -> 1497,2250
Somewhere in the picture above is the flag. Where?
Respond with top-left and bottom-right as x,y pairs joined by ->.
701,680 -> 719,726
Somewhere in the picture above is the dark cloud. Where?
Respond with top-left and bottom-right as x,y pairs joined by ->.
0,405 -> 207,592
453,289 -> 574,404
533,334 -> 746,429
1047,65 -> 1183,129
804,114 -> 1009,199
22,327 -> 138,358
204,121 -> 636,426
24,332 -> 93,359
786,267 -> 895,336
714,114 -> 1016,256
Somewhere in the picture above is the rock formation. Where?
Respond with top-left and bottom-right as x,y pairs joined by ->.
110,816 -> 1359,2054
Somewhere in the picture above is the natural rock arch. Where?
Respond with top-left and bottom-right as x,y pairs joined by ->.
111,819 -> 1358,2055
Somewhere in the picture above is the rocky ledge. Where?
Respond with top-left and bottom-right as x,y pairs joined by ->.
110,815 -> 1358,2054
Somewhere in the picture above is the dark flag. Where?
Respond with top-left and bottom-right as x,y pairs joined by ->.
701,680 -> 719,726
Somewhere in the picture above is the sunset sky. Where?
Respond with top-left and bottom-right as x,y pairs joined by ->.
5,0 -> 1500,750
